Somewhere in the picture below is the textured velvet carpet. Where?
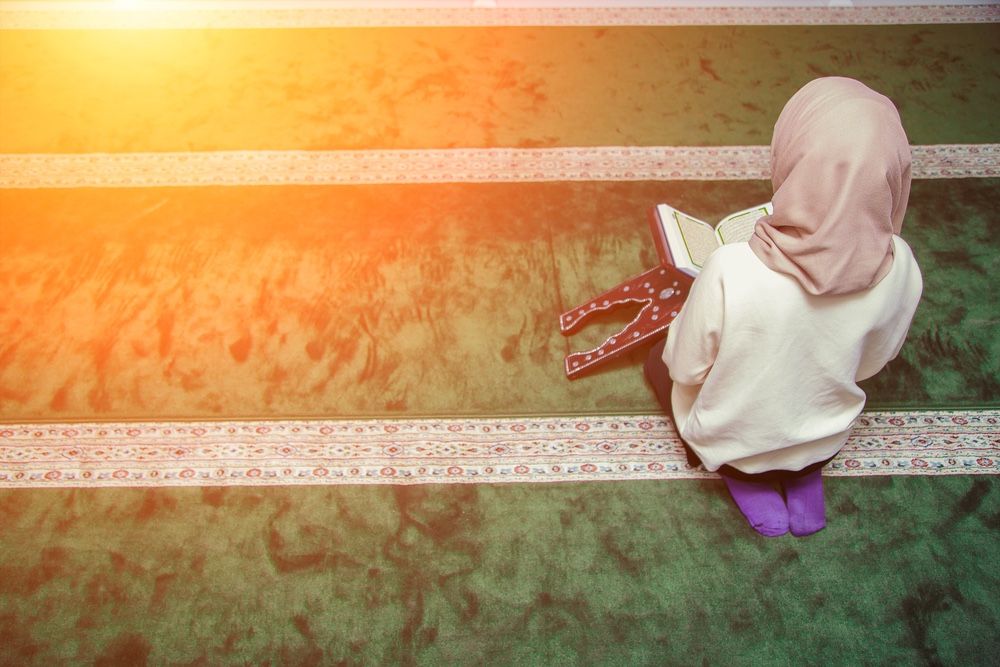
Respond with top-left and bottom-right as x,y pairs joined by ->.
2,21 -> 999,420
1,7 -> 998,666
2,478 -> 998,664
2,23 -> 998,154
1,178 -> 998,422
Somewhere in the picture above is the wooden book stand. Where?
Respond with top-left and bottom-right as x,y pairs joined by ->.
559,209 -> 694,379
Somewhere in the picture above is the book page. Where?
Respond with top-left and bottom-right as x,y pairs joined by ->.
674,211 -> 721,268
715,203 -> 773,244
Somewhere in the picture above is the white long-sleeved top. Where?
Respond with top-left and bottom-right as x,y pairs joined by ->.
662,235 -> 922,474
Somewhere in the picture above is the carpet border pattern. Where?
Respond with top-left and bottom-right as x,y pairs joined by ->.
1,4 -> 997,30
1,410 -> 996,488
2,145 -> 997,189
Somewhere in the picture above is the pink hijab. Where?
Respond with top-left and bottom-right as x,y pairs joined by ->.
749,77 -> 912,295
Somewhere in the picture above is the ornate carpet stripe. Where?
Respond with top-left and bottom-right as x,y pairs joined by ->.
2,145 -> 996,189
1,410 -> 996,488
1,3 -> 997,30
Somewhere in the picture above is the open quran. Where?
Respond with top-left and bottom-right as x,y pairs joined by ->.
651,202 -> 773,277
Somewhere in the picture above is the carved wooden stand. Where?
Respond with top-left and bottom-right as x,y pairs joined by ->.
560,264 -> 692,379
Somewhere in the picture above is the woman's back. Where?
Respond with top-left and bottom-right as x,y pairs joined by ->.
664,236 -> 922,474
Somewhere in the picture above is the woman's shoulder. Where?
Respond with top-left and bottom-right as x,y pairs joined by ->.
694,243 -> 801,300
703,242 -> 756,269
703,242 -> 782,281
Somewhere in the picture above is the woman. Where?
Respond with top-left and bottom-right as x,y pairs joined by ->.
645,77 -> 923,537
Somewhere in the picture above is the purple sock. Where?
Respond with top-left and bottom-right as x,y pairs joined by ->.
721,474 -> 789,537
783,469 -> 826,537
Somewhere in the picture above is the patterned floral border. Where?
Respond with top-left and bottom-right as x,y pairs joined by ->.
1,4 -> 996,30
1,410 -> 996,488
1,145 -> 996,189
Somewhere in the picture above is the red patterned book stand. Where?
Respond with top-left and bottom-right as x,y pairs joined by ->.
559,210 -> 693,379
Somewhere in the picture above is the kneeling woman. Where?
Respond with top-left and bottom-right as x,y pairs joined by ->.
645,77 -> 923,537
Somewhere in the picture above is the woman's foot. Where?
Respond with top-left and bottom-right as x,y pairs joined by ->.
783,469 -> 826,536
721,475 -> 789,537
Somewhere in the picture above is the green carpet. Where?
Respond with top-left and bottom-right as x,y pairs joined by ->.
2,24 -> 998,153
1,12 -> 998,667
2,478 -> 998,665
2,179 -> 997,421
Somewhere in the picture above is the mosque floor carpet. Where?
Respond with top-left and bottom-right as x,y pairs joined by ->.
1,7 -> 998,665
